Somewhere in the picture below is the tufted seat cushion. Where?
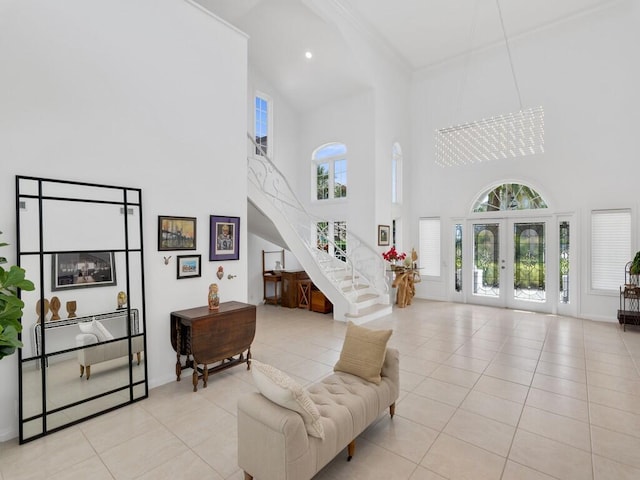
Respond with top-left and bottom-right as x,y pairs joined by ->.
238,348 -> 399,480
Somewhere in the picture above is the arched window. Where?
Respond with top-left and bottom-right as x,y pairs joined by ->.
392,142 -> 402,204
313,143 -> 347,201
473,183 -> 547,212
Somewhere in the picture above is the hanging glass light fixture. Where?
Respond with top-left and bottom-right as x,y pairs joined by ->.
435,0 -> 545,168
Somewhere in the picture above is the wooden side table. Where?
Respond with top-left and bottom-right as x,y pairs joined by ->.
170,301 -> 256,391
263,272 -> 282,305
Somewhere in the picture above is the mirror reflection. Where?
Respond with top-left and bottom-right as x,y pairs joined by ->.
17,176 -> 147,443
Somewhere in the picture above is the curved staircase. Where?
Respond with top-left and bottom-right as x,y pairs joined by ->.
247,134 -> 391,323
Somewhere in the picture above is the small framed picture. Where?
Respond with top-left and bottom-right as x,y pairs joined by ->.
378,225 -> 390,246
52,251 -> 116,291
209,215 -> 240,261
158,216 -> 197,251
176,254 -> 201,279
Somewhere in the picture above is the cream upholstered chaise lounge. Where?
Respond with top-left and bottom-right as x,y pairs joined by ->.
237,323 -> 399,480
75,319 -> 144,380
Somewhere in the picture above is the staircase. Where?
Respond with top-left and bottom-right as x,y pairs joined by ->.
247,134 -> 391,324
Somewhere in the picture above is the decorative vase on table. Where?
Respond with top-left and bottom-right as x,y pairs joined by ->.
208,283 -> 220,311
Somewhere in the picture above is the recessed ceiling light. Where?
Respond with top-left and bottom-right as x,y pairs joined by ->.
305,51 -> 313,59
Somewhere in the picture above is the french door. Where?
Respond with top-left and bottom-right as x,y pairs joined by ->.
469,218 -> 552,312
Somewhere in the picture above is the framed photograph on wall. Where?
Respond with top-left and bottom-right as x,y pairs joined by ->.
52,251 -> 117,291
378,225 -> 390,246
176,254 -> 201,279
158,216 -> 196,251
209,215 -> 240,261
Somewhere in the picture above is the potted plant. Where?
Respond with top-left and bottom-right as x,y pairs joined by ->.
0,231 -> 35,360
630,251 -> 640,276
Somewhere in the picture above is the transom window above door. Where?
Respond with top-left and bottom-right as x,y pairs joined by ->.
473,183 -> 548,212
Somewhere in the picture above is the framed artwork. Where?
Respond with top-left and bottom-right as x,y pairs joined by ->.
378,225 -> 390,246
176,254 -> 201,279
209,215 -> 240,261
52,251 -> 116,291
158,216 -> 196,251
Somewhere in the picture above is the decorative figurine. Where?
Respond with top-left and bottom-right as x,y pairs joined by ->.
66,300 -> 77,318
208,283 -> 220,311
117,291 -> 127,309
216,266 -> 224,280
49,296 -> 61,321
36,298 -> 49,324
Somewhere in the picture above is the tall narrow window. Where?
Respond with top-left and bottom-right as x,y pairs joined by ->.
419,218 -> 441,277
591,209 -> 631,291
455,224 -> 462,292
392,142 -> 402,204
312,143 -> 347,201
559,221 -> 570,303
392,219 -> 397,247
317,221 -> 328,252
334,221 -> 347,261
255,93 -> 271,157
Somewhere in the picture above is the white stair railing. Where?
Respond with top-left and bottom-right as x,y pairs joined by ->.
247,133 -> 388,303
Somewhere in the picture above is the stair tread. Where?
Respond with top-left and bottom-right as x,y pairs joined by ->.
345,303 -> 392,319
355,293 -> 379,302
342,284 -> 369,292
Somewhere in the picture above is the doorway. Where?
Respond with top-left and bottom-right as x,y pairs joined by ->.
469,218 -> 551,312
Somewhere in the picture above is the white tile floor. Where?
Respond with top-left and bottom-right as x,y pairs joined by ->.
2,300 -> 640,479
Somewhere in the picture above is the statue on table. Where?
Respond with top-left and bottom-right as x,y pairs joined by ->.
117,291 -> 127,310
208,283 -> 220,311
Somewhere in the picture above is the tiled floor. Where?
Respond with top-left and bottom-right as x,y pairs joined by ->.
2,300 -> 640,479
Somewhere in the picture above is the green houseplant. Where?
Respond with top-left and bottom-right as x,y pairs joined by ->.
630,251 -> 640,276
0,231 -> 35,360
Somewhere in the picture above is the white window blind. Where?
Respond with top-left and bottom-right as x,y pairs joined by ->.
591,209 -> 631,291
419,218 -> 441,277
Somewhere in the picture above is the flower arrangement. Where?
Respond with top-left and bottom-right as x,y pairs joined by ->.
382,246 -> 406,263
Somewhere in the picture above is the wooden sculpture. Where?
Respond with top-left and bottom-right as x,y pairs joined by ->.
49,296 -> 61,321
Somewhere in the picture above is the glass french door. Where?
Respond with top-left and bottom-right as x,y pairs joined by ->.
470,218 -> 550,311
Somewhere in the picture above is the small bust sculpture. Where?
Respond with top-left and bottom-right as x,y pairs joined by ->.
208,283 -> 220,311
117,291 -> 127,309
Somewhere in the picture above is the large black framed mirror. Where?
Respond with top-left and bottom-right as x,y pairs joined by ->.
16,176 -> 148,443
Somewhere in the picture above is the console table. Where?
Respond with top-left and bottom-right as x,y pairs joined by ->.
32,309 -> 139,358
170,301 -> 256,392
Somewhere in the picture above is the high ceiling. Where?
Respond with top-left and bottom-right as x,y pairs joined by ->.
195,0 -> 619,110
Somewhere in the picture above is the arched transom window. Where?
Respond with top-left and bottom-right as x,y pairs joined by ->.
473,183 -> 548,212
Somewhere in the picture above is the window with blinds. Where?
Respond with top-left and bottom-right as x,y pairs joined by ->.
591,209 -> 631,291
419,218 -> 441,277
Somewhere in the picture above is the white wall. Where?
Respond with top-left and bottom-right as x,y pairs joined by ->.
410,1 -> 640,320
299,90 -> 376,242
0,0 -> 248,440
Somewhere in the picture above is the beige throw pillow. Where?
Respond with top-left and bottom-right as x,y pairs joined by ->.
251,360 -> 325,439
334,322 -> 392,384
